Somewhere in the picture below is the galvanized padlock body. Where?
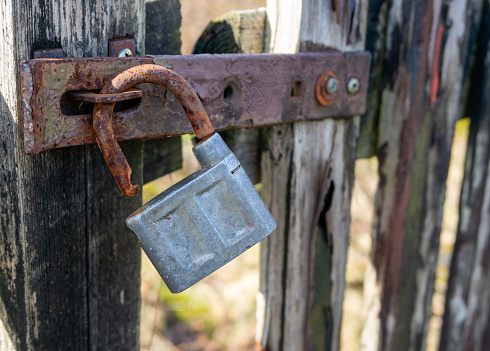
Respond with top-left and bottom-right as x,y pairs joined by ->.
127,133 -> 276,293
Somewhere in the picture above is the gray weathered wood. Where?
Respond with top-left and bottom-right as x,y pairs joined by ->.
361,0 -> 484,350
143,0 -> 183,184
194,8 -> 266,184
257,1 -> 368,350
440,3 -> 490,350
0,1 -> 144,349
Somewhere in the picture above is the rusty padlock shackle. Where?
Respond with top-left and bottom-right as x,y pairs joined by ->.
93,64 -> 215,197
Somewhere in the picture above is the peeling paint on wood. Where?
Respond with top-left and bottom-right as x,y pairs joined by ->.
361,0 -> 484,350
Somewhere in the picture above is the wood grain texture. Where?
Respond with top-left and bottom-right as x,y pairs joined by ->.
356,0 -> 389,159
440,3 -> 490,350
194,8 -> 266,55
194,8 -> 266,184
143,0 -> 183,184
145,0 -> 182,55
361,0 -> 483,350
143,137 -> 182,184
258,1 -> 367,350
0,1 -> 144,349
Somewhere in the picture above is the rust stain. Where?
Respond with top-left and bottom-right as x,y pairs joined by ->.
315,71 -> 339,106
69,88 -> 143,104
378,0 -> 434,347
93,64 -> 214,197
108,38 -> 136,57
430,24 -> 444,108
21,52 -> 371,155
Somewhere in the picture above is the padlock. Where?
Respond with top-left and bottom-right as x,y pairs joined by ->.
127,133 -> 276,293
97,64 -> 276,293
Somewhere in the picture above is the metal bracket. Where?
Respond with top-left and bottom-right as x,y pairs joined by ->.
108,38 -> 136,57
32,48 -> 64,59
21,51 -> 371,155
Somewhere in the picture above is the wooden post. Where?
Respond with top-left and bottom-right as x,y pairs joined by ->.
440,2 -> 490,350
0,1 -> 144,349
193,8 -> 267,185
257,1 -> 368,350
361,0 -> 483,350
143,0 -> 183,184
356,0 -> 389,159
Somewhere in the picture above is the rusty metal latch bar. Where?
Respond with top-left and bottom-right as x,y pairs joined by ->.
21,52 -> 371,155
93,64 -> 215,197
69,88 -> 143,104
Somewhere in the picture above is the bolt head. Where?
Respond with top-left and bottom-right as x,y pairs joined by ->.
326,77 -> 338,94
117,48 -> 133,57
347,78 -> 360,94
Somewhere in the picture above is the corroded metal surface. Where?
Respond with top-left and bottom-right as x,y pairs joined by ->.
92,64 -> 215,197
315,71 -> 340,106
21,52 -> 371,155
69,88 -> 143,103
108,38 -> 136,57
33,48 -> 64,59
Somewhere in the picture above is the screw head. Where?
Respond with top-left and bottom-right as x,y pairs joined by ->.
347,78 -> 360,94
117,48 -> 133,57
326,77 -> 338,94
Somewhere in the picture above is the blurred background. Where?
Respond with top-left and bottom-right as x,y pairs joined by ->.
140,1 -> 468,349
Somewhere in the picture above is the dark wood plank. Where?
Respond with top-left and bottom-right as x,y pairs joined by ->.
440,3 -> 490,350
362,0 -> 484,349
0,0 -> 144,349
143,0 -> 183,184
142,137 -> 182,184
355,0 -> 389,159
145,0 -> 182,55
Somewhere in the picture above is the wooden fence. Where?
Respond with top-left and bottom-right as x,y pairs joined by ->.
194,2 -> 490,350
0,0 -> 489,350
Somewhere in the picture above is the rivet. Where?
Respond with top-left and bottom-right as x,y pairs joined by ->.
315,71 -> 339,106
347,78 -> 360,94
117,48 -> 133,57
326,77 -> 338,94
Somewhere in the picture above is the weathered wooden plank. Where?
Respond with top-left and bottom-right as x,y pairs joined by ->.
0,0 -> 144,349
356,0 -> 389,159
142,137 -> 182,184
257,1 -> 368,350
361,0 -> 484,350
143,0 -> 182,184
145,0 -> 182,55
440,3 -> 490,350
193,8 -> 266,55
194,8 -> 266,184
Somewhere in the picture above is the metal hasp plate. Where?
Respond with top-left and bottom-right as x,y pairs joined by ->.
21,51 -> 371,155
126,133 -> 276,293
